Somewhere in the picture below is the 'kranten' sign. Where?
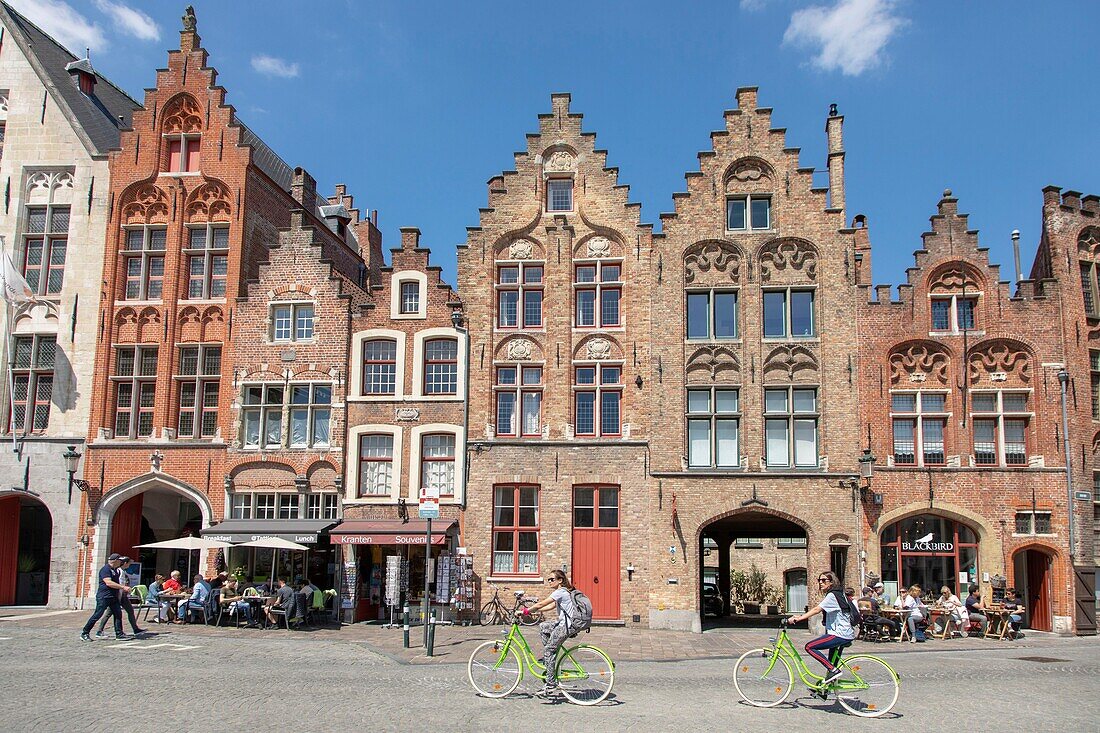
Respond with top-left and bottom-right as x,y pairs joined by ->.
331,533 -> 446,545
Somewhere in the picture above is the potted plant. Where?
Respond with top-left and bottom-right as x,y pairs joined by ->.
764,584 -> 783,615
742,563 -> 768,614
15,554 -> 47,605
729,568 -> 748,615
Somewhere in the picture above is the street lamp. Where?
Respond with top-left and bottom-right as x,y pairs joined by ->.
62,445 -> 81,504
858,447 -> 876,482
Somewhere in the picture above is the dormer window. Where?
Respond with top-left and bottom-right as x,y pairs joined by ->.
727,195 -> 771,231
165,135 -> 201,173
547,178 -> 573,212
65,59 -> 96,96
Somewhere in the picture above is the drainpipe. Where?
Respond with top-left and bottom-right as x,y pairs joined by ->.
452,310 -> 470,512
1057,368 -> 1074,563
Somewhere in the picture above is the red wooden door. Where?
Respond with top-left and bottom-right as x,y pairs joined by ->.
571,486 -> 620,620
111,493 -> 144,558
1026,550 -> 1052,632
0,497 -> 19,605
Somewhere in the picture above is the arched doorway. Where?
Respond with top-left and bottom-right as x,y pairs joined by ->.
880,514 -> 979,602
0,494 -> 52,606
699,509 -> 809,626
1012,547 -> 1054,632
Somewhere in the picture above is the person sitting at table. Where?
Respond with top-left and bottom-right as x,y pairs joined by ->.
933,586 -> 967,637
859,586 -> 900,639
146,574 -> 167,624
1003,587 -> 1026,637
901,584 -> 930,643
162,570 -> 182,594
209,571 -> 229,589
965,584 -> 987,635
265,578 -> 296,627
872,581 -> 891,608
220,578 -> 255,626
175,574 -> 211,624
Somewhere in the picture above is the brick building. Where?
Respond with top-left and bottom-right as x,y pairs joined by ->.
858,190 -> 1087,633
77,9 -> 331,593
457,94 -> 655,623
0,2 -> 140,609
201,168 -> 375,595
335,226 -> 465,623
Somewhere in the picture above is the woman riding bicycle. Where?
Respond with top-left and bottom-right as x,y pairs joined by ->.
786,570 -> 857,686
522,568 -> 576,697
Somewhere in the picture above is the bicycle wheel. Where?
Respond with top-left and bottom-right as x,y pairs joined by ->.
834,655 -> 899,718
467,640 -> 523,698
479,600 -> 501,626
555,645 -> 614,705
733,648 -> 793,707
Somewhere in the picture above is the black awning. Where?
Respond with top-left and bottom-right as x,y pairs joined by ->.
200,519 -> 335,544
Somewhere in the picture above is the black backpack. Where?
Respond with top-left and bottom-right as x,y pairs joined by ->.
826,589 -> 862,628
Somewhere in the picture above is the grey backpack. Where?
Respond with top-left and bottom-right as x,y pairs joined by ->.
568,589 -> 593,634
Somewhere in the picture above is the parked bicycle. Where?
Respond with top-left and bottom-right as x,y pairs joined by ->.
480,584 -> 542,626
468,590 -> 614,705
733,621 -> 900,717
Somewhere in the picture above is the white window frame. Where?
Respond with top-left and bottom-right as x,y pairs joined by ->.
495,261 -> 545,330
268,301 -> 315,343
764,386 -> 819,469
493,362 -> 544,438
345,424 -> 403,503
762,287 -> 816,340
572,362 -> 623,438
726,194 -> 772,231
685,289 -> 739,341
411,327 -> 467,400
888,390 -> 950,467
390,270 -> 428,319
349,329 -> 407,400
240,383 -> 285,450
573,259 -> 623,329
306,493 -> 341,520
546,177 -> 573,213
287,383 -> 332,449
928,293 -> 981,334
686,386 -> 740,469
970,389 -> 1032,468
409,423 -> 465,505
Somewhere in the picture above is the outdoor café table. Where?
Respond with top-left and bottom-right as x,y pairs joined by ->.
926,606 -> 962,639
880,607 -> 911,641
241,596 -> 276,628
157,592 -> 189,622
983,605 -> 1017,640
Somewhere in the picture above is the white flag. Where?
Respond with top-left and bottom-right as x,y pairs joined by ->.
1,252 -> 35,304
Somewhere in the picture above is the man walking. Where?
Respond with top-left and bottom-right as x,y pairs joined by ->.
80,553 -> 130,641
95,556 -> 145,637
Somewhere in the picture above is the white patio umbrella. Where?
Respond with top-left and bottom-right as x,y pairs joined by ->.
135,537 -> 235,582
234,537 -> 309,587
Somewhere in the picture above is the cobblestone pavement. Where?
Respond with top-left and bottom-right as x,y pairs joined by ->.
2,611 -> 1098,731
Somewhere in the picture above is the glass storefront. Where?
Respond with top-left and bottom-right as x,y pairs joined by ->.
880,514 -> 979,602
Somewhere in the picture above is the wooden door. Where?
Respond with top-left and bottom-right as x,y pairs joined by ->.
1073,566 -> 1096,635
0,497 -> 19,605
1026,550 -> 1052,632
572,486 -> 621,620
110,493 -> 144,558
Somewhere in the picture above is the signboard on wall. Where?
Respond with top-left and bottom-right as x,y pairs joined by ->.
418,485 -> 440,520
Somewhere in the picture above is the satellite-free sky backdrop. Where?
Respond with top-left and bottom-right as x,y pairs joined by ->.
15,0 -> 1099,289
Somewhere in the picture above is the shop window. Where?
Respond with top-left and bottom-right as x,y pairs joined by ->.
763,288 -> 814,338
358,434 -> 394,496
122,226 -> 166,300
8,335 -> 55,433
764,387 -> 818,468
112,346 -> 158,438
306,493 -> 340,520
686,387 -> 739,468
574,261 -> 622,328
423,338 -> 458,395
185,224 -> 229,299
971,391 -> 1030,467
880,515 -> 980,597
241,384 -> 284,449
726,195 -> 771,231
573,486 -> 619,528
22,204 -> 69,296
930,294 -> 978,332
497,263 -> 543,329
494,365 -> 542,437
165,135 -> 201,173
1081,261 -> 1100,318
175,345 -> 220,439
890,391 -> 948,466
546,178 -> 572,212
277,493 -> 300,520
492,484 -> 539,575
686,290 -> 738,340
1015,511 -> 1052,535
421,433 -> 456,496
399,281 -> 420,314
270,303 -> 314,342
573,363 -> 621,437
362,339 -> 398,395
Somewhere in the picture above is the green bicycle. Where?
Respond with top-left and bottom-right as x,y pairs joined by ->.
734,622 -> 900,717
467,591 -> 615,706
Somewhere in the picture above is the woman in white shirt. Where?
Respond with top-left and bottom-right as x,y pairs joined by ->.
901,585 -> 929,642
786,571 -> 858,687
935,585 -> 966,636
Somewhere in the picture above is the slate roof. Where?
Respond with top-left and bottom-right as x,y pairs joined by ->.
0,2 -> 141,156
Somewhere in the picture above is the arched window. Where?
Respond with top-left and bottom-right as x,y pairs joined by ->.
423,338 -> 458,395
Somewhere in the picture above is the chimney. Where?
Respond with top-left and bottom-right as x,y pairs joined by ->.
290,167 -> 317,210
65,55 -> 96,96
825,103 -> 845,213
1011,229 -> 1023,284
400,227 -> 421,251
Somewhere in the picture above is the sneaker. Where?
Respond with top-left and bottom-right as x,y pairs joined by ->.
94,630 -> 105,638
80,633 -> 92,642
133,628 -> 147,635
822,667 -> 844,686
535,683 -> 560,698
114,634 -> 133,640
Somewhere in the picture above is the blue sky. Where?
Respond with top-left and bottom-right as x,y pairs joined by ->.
17,0 -> 1099,290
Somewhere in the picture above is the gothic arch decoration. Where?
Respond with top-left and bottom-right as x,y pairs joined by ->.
495,237 -> 545,262
200,306 -> 225,341
306,460 -> 340,489
686,345 -> 741,382
573,233 -> 625,260
160,93 -> 203,133
120,183 -> 169,225
888,340 -> 951,386
541,144 -> 578,173
114,307 -> 138,342
1078,226 -> 1100,258
229,461 -> 298,490
762,344 -> 819,382
574,335 -> 622,362
684,240 -> 744,285
177,306 -> 202,342
137,307 -> 161,342
495,336 -> 543,362
758,238 -> 818,283
25,170 -> 75,204
11,301 -> 60,332
185,179 -> 232,222
967,339 -> 1032,386
722,156 -> 776,190
928,260 -> 984,293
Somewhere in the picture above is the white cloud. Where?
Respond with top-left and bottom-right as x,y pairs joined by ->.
783,0 -> 906,76
251,55 -> 300,79
93,0 -> 160,42
7,0 -> 108,52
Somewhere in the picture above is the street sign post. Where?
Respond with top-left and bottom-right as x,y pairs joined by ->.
419,484 -> 440,647
419,485 -> 440,519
